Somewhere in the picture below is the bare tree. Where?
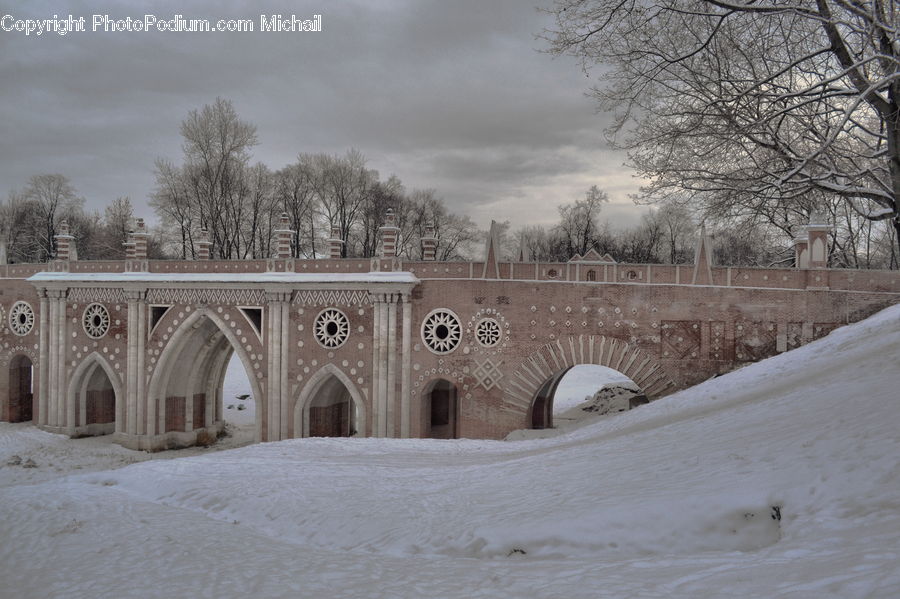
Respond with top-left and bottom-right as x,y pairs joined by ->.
545,0 -> 900,262
150,159 -> 197,259
313,149 -> 375,257
655,203 -> 696,264
22,174 -> 83,260
357,175 -> 404,257
0,190 -> 44,263
179,97 -> 258,258
275,156 -> 319,258
241,163 -> 277,259
557,185 -> 609,257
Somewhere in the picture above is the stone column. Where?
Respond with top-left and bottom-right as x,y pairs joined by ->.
47,294 -> 57,427
377,296 -> 390,436
124,289 -> 147,436
279,298 -> 290,440
400,294 -> 412,437
45,289 -> 68,429
386,293 -> 398,437
265,291 -> 291,441
368,292 -> 401,437
38,289 -> 49,426
56,290 -> 68,431
370,296 -> 383,437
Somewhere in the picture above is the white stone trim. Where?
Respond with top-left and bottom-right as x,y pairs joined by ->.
421,308 -> 462,355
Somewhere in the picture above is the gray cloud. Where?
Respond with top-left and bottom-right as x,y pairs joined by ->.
0,0 -> 648,229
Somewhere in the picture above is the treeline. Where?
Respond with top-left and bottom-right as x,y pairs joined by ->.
0,175 -> 163,263
2,97 -> 896,269
511,185 -> 897,269
509,187 -> 781,267
150,98 -> 478,260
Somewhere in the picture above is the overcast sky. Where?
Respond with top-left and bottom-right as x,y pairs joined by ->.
0,0 -> 648,230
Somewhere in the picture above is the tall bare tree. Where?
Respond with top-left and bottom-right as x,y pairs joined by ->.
557,185 -> 609,257
275,156 -> 319,258
179,97 -> 258,258
22,174 -> 83,260
150,159 -> 197,259
313,149 -> 375,257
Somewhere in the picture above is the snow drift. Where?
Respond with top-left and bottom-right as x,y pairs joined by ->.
1,305 -> 899,598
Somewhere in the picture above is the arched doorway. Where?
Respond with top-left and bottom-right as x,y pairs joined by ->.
68,354 -> 119,436
294,365 -> 366,438
423,379 -> 458,439
148,310 -> 263,445
308,376 -> 356,437
530,364 -> 647,430
8,355 -> 33,422
84,364 -> 115,429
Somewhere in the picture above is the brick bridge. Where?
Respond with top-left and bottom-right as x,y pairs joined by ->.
1,214 -> 897,450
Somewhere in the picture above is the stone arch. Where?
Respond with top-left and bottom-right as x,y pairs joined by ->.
503,335 -> 675,426
147,307 -> 264,442
422,377 -> 459,439
293,364 -> 367,438
67,352 -> 122,436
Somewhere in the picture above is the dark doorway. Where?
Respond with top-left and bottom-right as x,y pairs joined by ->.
8,355 -> 33,422
308,376 -> 355,437
425,379 -> 458,439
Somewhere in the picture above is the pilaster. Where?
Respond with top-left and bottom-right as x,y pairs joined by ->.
124,289 -> 147,435
400,295 -> 412,438
38,289 -> 49,425
386,293 -> 398,437
265,290 -> 291,441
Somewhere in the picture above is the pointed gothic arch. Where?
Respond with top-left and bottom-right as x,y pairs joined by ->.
293,364 -> 367,438
67,352 -> 122,436
147,307 -> 264,443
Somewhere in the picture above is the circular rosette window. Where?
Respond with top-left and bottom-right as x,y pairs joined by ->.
314,308 -> 350,349
421,309 -> 462,354
475,317 -> 502,348
9,301 -> 35,336
82,303 -> 111,339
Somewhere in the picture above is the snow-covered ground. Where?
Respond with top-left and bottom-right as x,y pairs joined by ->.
1,305 -> 899,598
222,353 -> 256,432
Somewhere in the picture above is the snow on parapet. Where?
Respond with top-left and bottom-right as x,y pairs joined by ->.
28,271 -> 420,285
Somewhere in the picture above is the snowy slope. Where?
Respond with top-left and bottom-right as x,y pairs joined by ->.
1,305 -> 899,598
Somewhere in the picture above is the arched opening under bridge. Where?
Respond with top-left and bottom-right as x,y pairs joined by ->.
530,364 -> 647,430
148,310 -> 262,446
